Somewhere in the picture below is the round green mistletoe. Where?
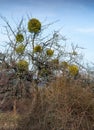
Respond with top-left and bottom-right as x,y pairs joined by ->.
17,60 -> 28,72
15,44 -> 25,54
34,45 -> 42,53
46,49 -> 54,56
68,64 -> 79,76
16,33 -> 24,43
28,18 -> 41,33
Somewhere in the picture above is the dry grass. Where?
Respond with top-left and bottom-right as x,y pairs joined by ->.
16,76 -> 94,130
0,111 -> 20,129
0,75 -> 94,130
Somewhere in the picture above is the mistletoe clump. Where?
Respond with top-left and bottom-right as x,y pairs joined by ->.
15,44 -> 25,54
34,45 -> 42,53
17,60 -> 28,72
71,51 -> 78,56
16,33 -> 24,43
68,64 -> 79,76
39,68 -> 51,77
28,18 -> 41,33
61,61 -> 69,69
51,59 -> 59,65
46,49 -> 54,56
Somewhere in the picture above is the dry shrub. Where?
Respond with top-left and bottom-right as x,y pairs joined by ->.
17,76 -> 94,130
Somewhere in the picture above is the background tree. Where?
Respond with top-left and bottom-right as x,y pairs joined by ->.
0,16 -> 84,113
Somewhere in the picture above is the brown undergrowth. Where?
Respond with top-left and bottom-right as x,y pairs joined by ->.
16,76 -> 94,130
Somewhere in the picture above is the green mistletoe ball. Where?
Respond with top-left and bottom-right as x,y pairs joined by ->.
16,33 -> 24,43
34,45 -> 42,53
15,44 -> 25,54
17,60 -> 28,72
28,18 -> 41,33
46,49 -> 54,56
68,64 -> 79,76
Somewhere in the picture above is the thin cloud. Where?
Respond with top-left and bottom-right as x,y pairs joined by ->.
76,28 -> 94,33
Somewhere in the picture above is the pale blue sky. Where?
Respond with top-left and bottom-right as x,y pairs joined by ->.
0,0 -> 94,64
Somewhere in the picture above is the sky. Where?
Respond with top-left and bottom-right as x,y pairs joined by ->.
0,0 -> 94,64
